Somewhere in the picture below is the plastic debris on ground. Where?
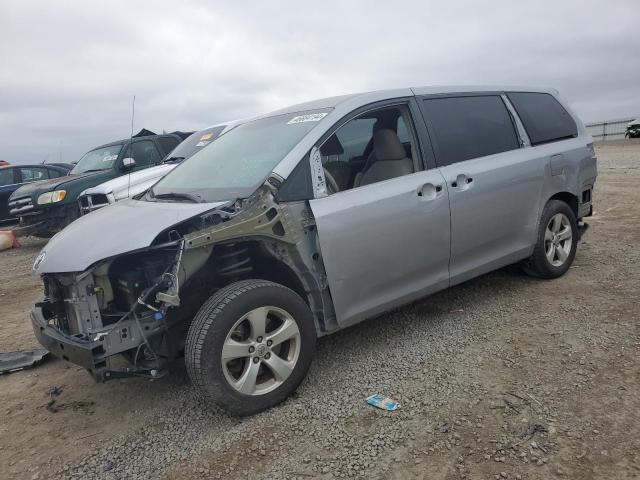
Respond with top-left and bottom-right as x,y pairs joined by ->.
0,349 -> 49,374
0,230 -> 21,251
366,393 -> 401,411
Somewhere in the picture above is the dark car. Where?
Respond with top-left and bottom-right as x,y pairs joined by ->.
47,162 -> 76,170
1,164 -> 72,223
625,120 -> 640,139
8,130 -> 191,236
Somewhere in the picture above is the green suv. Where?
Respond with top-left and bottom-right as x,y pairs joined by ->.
8,130 -> 190,236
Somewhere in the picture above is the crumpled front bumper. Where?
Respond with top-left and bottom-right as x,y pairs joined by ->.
31,305 -> 109,380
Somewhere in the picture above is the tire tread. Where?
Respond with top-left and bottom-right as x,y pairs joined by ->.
185,279 -> 314,415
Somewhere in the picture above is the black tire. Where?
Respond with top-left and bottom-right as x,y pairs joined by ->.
185,279 -> 316,416
523,200 -> 578,279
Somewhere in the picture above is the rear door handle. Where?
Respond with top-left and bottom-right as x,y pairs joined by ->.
451,174 -> 473,189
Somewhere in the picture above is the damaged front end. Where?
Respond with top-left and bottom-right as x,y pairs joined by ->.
32,186 -> 334,381
32,240 -> 194,380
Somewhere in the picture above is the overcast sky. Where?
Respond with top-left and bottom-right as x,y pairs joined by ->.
1,0 -> 638,164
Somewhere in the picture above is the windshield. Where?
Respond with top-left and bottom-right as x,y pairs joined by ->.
151,109 -> 330,202
163,125 -> 227,162
71,144 -> 124,174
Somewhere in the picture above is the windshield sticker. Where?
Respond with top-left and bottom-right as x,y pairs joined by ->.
195,141 -> 211,147
309,146 -> 327,198
199,133 -> 214,141
287,113 -> 328,125
102,154 -> 118,162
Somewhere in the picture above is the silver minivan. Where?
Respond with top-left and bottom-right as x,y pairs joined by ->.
31,86 -> 597,415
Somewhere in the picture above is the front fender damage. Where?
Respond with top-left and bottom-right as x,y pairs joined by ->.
182,186 -> 337,335
36,185 -> 336,381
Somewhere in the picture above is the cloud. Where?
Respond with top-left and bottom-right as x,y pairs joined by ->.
0,0 -> 638,164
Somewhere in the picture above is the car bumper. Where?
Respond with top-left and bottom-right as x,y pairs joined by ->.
10,203 -> 79,235
31,305 -> 109,380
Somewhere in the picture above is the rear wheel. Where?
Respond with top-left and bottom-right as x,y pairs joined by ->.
185,279 -> 316,416
523,200 -> 578,278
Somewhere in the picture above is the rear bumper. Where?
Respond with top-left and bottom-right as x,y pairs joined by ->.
578,202 -> 593,219
31,306 -> 108,379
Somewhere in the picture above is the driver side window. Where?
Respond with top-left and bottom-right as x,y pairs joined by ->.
319,105 -> 418,194
124,140 -> 161,168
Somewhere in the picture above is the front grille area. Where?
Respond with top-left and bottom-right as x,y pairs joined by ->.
79,194 -> 110,215
8,195 -> 34,215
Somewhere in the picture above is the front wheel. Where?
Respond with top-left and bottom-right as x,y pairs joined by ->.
185,279 -> 316,416
523,200 -> 578,279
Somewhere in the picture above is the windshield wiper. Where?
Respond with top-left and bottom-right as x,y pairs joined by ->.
162,156 -> 185,164
80,168 -> 107,173
152,192 -> 202,203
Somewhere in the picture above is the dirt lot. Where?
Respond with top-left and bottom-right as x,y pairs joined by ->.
1,141 -> 639,480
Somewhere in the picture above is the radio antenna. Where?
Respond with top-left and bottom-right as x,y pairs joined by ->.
127,95 -> 135,198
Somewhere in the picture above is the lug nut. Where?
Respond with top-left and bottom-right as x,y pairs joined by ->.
264,352 -> 271,359
249,346 -> 255,353
257,336 -> 263,343
267,340 -> 273,347
253,357 -> 260,364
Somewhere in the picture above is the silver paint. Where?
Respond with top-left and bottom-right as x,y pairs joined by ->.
38,85 -> 596,334
35,198 -> 226,273
310,169 -> 451,327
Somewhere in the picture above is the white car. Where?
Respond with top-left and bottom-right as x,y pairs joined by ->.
78,121 -> 236,215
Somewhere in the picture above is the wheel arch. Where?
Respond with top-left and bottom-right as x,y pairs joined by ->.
177,237 -> 332,337
246,244 -> 308,304
547,191 -> 579,219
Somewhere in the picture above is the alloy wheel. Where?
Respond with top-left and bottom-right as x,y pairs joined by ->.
221,306 -> 301,395
544,213 -> 573,267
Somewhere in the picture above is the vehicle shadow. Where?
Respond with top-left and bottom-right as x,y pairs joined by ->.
315,263 -> 531,348
158,262 -> 535,401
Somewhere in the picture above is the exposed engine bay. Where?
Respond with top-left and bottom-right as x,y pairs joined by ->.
32,185 -> 336,381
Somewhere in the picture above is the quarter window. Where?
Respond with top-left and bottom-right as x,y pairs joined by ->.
507,92 -> 578,146
422,95 -> 520,166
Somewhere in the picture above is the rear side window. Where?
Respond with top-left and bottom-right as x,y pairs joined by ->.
158,136 -> 180,155
20,167 -> 49,182
422,95 -> 519,166
507,92 -> 577,146
124,140 -> 162,167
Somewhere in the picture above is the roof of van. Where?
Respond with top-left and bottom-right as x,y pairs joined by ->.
267,85 -> 559,117
268,85 -> 572,181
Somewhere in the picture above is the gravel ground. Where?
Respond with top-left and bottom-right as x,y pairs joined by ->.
1,141 -> 639,480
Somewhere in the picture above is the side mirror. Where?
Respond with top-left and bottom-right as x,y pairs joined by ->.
121,157 -> 136,171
